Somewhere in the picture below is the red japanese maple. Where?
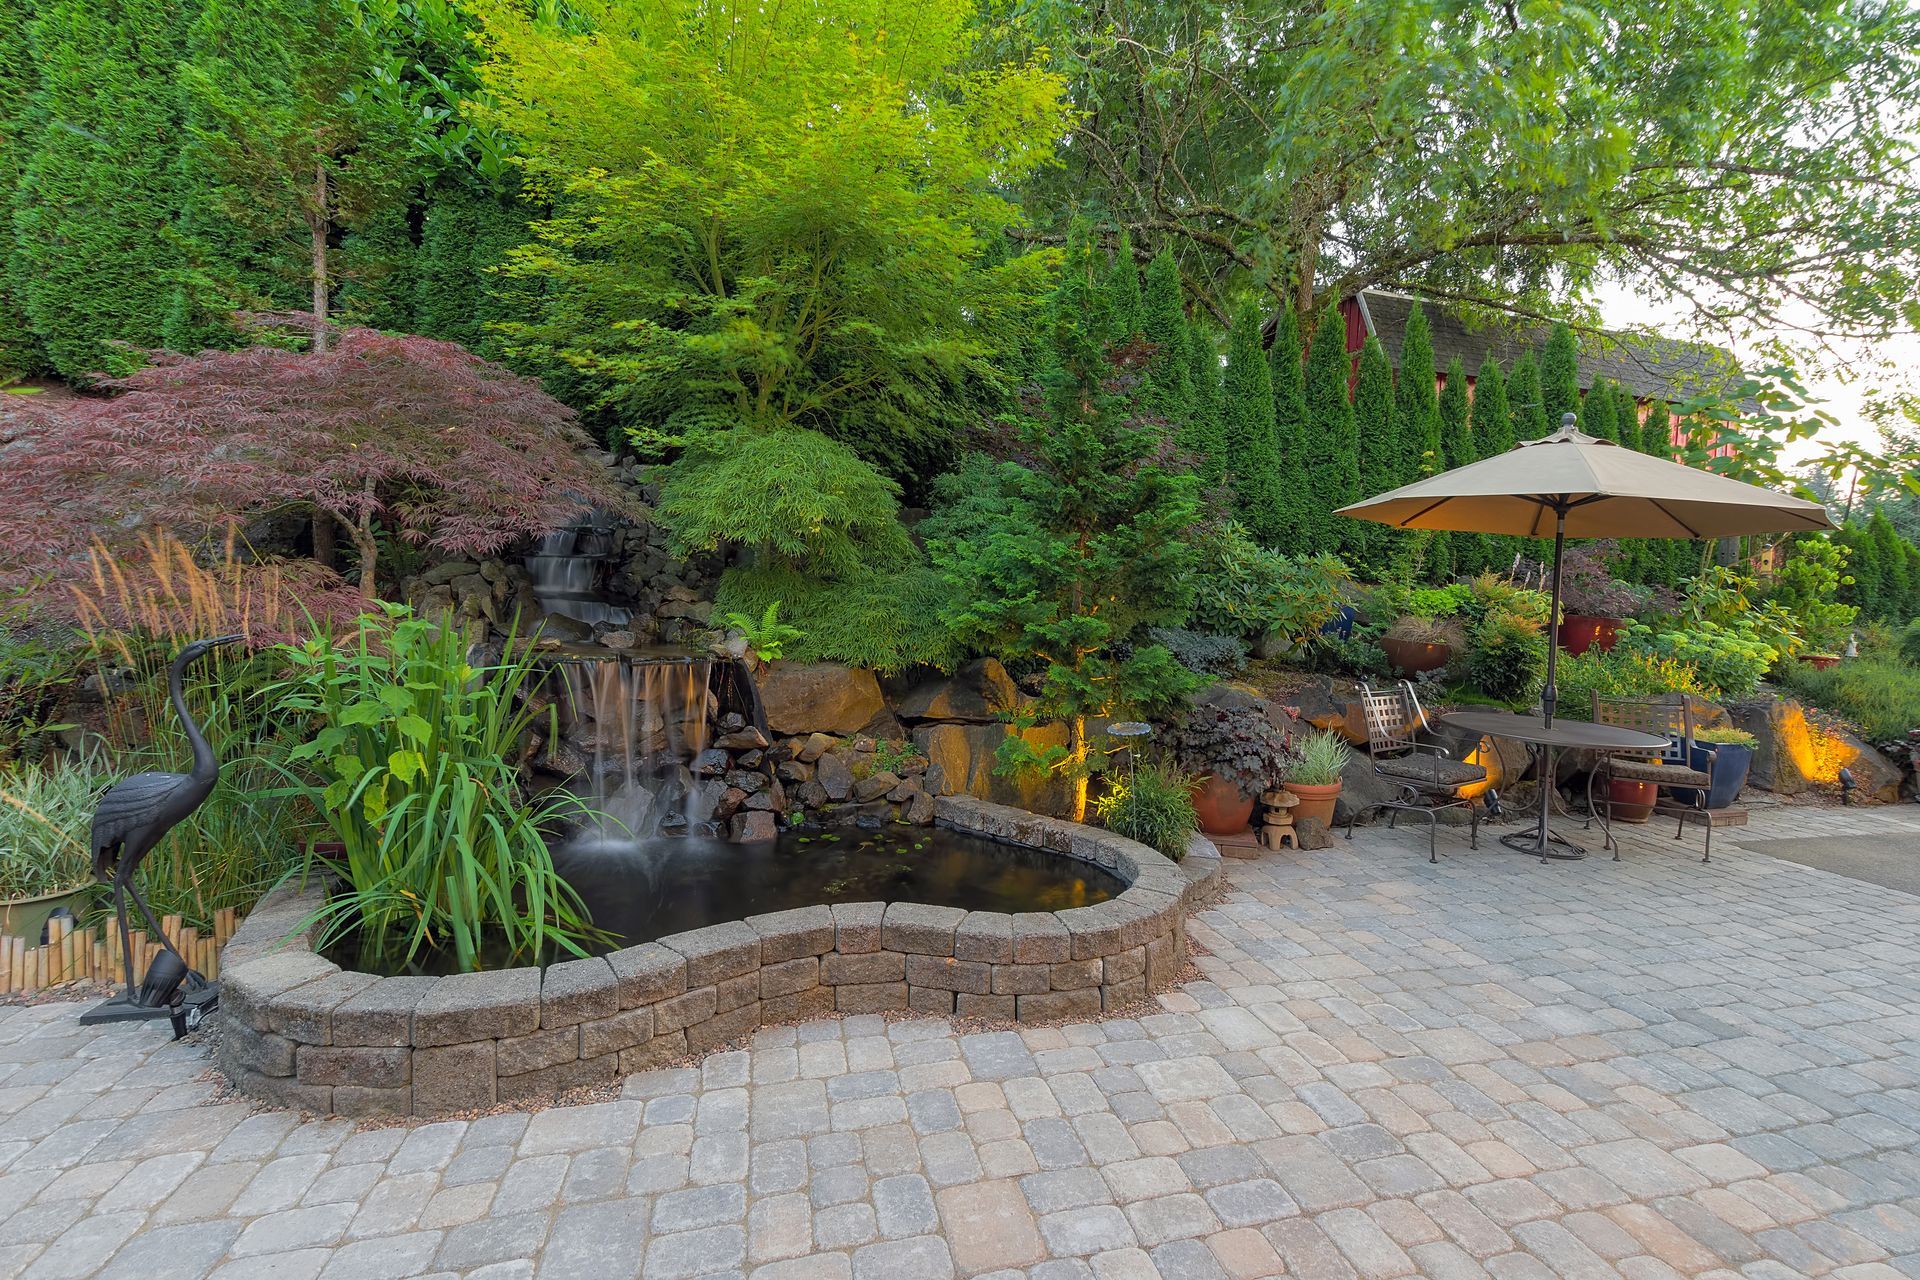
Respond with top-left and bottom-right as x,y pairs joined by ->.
1,330 -> 636,598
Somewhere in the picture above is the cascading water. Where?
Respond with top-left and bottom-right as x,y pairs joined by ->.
526,520 -> 632,628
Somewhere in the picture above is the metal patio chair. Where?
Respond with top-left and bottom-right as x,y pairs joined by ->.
1587,693 -> 1715,862
1346,680 -> 1488,863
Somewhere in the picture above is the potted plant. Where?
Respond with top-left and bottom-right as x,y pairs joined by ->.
1282,730 -> 1354,827
1381,615 -> 1462,677
1,758 -> 101,945
1669,726 -> 1757,810
1556,543 -> 1650,656
1168,702 -> 1295,835
1604,774 -> 1660,823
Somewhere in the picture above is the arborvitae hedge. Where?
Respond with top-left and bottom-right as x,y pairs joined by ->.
1302,303 -> 1356,555
14,0 -> 192,380
1267,307 -> 1309,552
1436,355 -> 1477,574
1539,323 -> 1580,431
1222,300 -> 1283,545
413,187 -> 530,359
1140,249 -> 1191,427
1100,230 -> 1144,342
1394,302 -> 1443,476
1184,323 -> 1225,480
1469,354 -> 1516,573
0,0 -> 41,376
1508,350 -> 1548,441
1576,376 -> 1619,442
1350,334 -> 1396,573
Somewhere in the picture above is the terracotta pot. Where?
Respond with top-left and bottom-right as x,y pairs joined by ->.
1285,780 -> 1342,829
1604,777 -> 1658,823
0,884 -> 91,947
1800,653 -> 1840,670
1189,774 -> 1255,835
1557,613 -> 1622,657
1381,636 -> 1452,677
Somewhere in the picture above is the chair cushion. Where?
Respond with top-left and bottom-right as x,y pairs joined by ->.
1605,756 -> 1710,786
1375,755 -> 1487,789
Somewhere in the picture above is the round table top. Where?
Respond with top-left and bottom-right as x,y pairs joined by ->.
1440,709 -> 1671,752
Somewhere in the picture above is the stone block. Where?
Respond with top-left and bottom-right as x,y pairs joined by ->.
296,1045 -> 411,1089
658,920 -> 761,987
619,1032 -> 688,1074
714,971 -> 759,1014
331,976 -> 439,1048
268,970 -> 381,1045
1102,977 -> 1148,1009
1103,946 -> 1147,984
221,1029 -> 297,1078
541,957 -> 618,1029
1010,913 -> 1072,964
606,942 -> 688,1009
1016,989 -> 1101,1021
225,1066 -> 332,1114
1145,932 -> 1179,990
991,963 -> 1050,996
956,993 -> 1018,1020
686,1002 -> 762,1053
413,1042 -> 497,1115
760,957 -> 820,999
882,902 -> 966,956
496,1026 -> 580,1076
762,987 -> 836,1023
221,952 -> 340,1032
1049,959 -> 1102,991
907,987 -> 955,1015
954,912 -> 1014,963
823,951 -> 905,985
905,953 -> 991,994
748,906 -> 836,961
580,1006 -> 654,1059
1059,899 -> 1160,961
498,1055 -> 617,1102
331,1084 -> 413,1118
830,902 -> 886,953
413,969 -> 541,1047
654,985 -> 718,1034
835,982 -> 909,1014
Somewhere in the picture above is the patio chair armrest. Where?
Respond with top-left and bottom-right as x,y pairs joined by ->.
1407,742 -> 1454,761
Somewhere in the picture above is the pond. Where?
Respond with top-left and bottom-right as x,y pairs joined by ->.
551,824 -> 1125,950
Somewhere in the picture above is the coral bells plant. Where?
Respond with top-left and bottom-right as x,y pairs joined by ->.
1167,701 -> 1297,797
0,328 -> 638,597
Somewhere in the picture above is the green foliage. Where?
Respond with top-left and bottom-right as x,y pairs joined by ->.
1168,701 -> 1294,796
1623,621 -> 1777,701
1538,323 -> 1580,431
1763,536 -> 1858,653
1471,354 -> 1513,457
1349,335 -> 1397,571
721,601 -> 803,665
1223,301 -> 1284,544
0,0 -> 41,376
1576,376 -> 1620,442
0,752 -> 101,900
1188,521 -> 1348,645
1140,250 -> 1192,428
1464,611 -> 1548,705
1394,303 -> 1442,476
1146,627 -> 1247,677
14,0 -> 192,380
272,606 -> 600,973
475,0 -> 1068,479
1903,620 -> 1920,667
1101,231 -> 1145,341
1406,583 -> 1473,619
1435,355 -> 1478,574
1183,323 -> 1226,478
1266,307 -> 1309,551
1302,303 -> 1357,555
1550,646 -> 1709,721
1776,657 -> 1920,742
657,427 -> 915,577
0,596 -> 81,765
1094,758 -> 1197,861
1506,350 -> 1548,442
713,564 -> 963,675
1285,729 -> 1353,788
412,187 -> 531,358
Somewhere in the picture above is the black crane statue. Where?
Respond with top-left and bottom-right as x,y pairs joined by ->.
79,634 -> 242,1029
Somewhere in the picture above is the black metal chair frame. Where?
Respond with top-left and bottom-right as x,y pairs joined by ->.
1345,680 -> 1486,863
1586,693 -> 1716,863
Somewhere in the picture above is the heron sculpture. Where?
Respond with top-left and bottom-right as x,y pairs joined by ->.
80,634 -> 242,1026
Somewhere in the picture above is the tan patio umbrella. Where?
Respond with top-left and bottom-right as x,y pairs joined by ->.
1337,413 -> 1833,727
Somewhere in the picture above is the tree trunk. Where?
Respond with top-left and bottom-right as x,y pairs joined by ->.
309,160 -> 329,355
312,510 -> 338,571
1069,714 -> 1088,823
353,511 -> 378,598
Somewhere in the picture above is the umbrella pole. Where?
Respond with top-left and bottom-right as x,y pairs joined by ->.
1533,507 -> 1567,857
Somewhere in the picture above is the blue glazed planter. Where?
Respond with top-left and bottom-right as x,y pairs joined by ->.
1320,605 -> 1358,641
1668,742 -> 1752,810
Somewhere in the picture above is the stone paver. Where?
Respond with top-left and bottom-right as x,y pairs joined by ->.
1,805 -> 1918,1276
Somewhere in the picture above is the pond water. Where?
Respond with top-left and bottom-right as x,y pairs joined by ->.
552,824 -> 1125,949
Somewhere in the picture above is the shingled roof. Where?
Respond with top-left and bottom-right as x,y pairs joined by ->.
1356,289 -> 1741,404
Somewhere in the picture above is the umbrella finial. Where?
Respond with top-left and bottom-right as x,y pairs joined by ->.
1560,412 -> 1577,430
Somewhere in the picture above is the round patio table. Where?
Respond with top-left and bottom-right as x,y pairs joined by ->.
1441,710 -> 1670,861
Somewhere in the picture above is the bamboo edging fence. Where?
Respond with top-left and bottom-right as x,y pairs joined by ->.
0,907 -> 238,996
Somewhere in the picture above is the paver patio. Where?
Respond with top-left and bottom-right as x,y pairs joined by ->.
3,804 -> 1919,1280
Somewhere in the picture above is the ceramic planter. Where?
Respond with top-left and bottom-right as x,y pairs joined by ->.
1285,780 -> 1342,829
1557,613 -> 1622,657
1189,774 -> 1255,835
0,884 -> 91,947
1800,653 -> 1840,670
1604,777 -> 1658,823
1669,742 -> 1752,810
1381,636 -> 1452,677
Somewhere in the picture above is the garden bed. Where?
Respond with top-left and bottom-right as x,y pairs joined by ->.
215,796 -> 1219,1117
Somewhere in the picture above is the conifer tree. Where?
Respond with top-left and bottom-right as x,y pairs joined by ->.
1614,384 -> 1644,452
1183,323 -> 1225,479
1100,230 -> 1144,342
1507,350 -> 1549,441
1436,356 -> 1477,573
1302,303 -> 1357,555
1350,334 -> 1396,572
1540,323 -> 1581,430
1869,509 -> 1912,620
413,187 -> 531,359
1222,300 -> 1283,544
14,0 -> 191,380
1576,376 -> 1619,442
1469,354 -> 1514,572
1394,303 -> 1444,475
1140,249 -> 1191,427
1267,307 -> 1310,552
0,0 -> 41,376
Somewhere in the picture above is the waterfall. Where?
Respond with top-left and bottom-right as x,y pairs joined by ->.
555,653 -> 727,847
526,522 -> 633,628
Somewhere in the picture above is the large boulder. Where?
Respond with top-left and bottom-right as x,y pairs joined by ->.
1730,695 -> 1904,802
912,722 -> 1074,817
1288,676 -> 1369,746
895,658 -> 1021,723
756,662 -> 886,737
